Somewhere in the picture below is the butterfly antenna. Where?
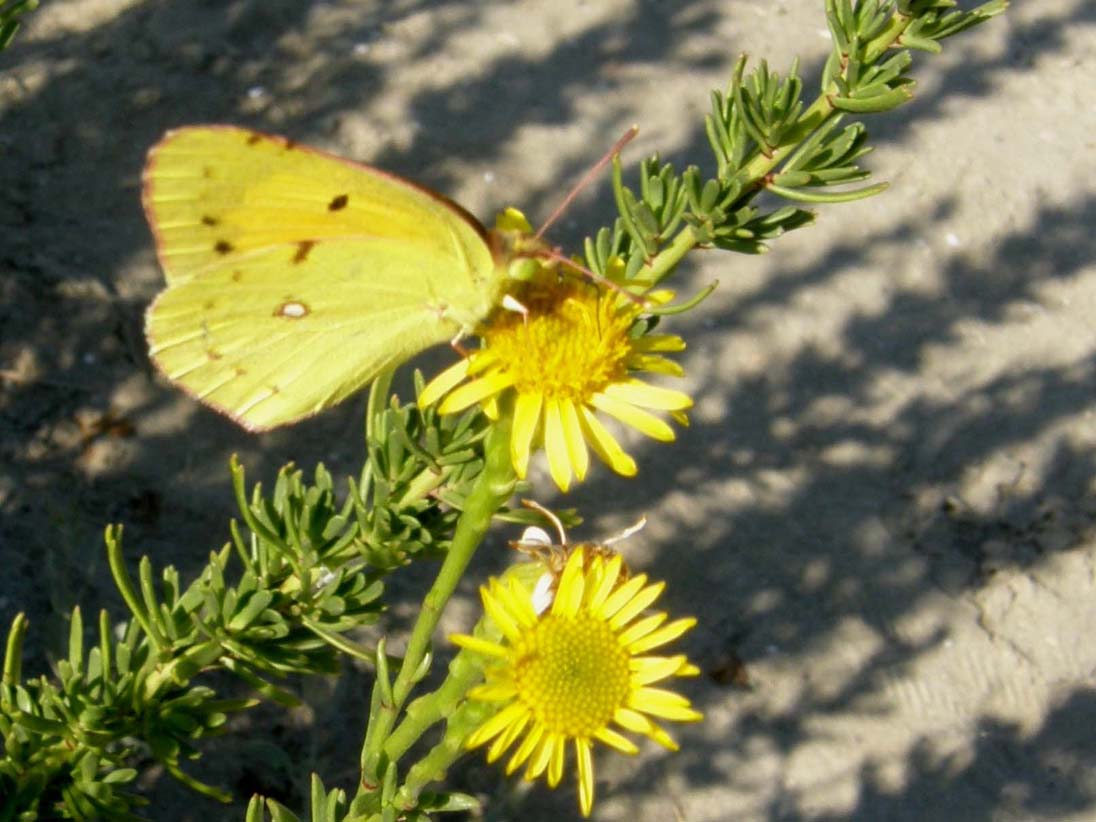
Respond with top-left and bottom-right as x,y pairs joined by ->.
534,125 -> 639,242
541,246 -> 647,306
603,516 -> 647,546
521,499 -> 568,545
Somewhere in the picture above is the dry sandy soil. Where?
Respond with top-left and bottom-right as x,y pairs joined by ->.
1,1 -> 1094,820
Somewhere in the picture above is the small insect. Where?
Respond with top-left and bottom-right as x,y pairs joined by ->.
511,500 -> 645,614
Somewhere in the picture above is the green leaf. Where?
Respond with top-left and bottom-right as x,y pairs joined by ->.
227,590 -> 275,632
300,615 -> 376,665
0,0 -> 37,52
221,657 -> 301,707
767,180 -> 889,203
67,606 -> 84,677
11,710 -> 67,736
418,791 -> 480,812
831,83 -> 914,112
2,612 -> 27,686
246,795 -> 269,822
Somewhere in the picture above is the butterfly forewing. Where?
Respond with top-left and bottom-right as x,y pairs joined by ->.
143,126 -> 493,285
142,125 -> 507,429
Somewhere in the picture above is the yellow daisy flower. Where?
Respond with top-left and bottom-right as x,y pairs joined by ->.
450,546 -> 702,817
419,250 -> 691,492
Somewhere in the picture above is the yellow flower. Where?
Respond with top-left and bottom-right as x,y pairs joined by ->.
450,547 -> 702,817
419,266 -> 692,492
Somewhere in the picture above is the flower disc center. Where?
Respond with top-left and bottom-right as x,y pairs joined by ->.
513,612 -> 632,737
485,283 -> 634,402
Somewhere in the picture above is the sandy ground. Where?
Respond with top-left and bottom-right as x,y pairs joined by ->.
2,1 -> 1095,820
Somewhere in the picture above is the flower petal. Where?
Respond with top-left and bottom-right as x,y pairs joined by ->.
676,660 -> 701,677
588,553 -> 624,614
637,718 -> 679,750
627,616 -> 698,654
544,398 -> 573,492
419,358 -> 470,408
630,655 -> 692,686
575,737 -> 595,818
627,353 -> 685,377
613,707 -> 654,735
469,701 -> 529,750
609,580 -> 666,630
552,548 -> 586,617
578,405 -> 637,476
593,726 -> 639,755
631,333 -> 686,353
511,391 -> 543,479
600,573 -> 648,621
524,731 -> 557,780
500,576 -> 539,628
449,633 -> 508,658
468,681 -> 518,701
602,379 -> 693,411
630,687 -> 703,722
547,734 -> 566,787
487,708 -> 530,761
440,370 -> 514,414
482,584 -> 522,642
617,612 -> 668,648
506,723 -> 545,774
590,393 -> 676,441
466,348 -> 499,376
560,399 -> 589,482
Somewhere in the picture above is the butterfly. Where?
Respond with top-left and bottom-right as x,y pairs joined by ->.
142,125 -> 544,431
510,500 -> 644,613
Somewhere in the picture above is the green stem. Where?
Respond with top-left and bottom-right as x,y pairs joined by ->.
396,463 -> 454,508
382,646 -> 484,765
642,224 -> 699,286
394,698 -> 495,812
357,414 -> 516,796
863,10 -> 910,64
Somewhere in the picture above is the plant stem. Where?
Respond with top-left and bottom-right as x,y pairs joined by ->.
394,698 -> 495,812
643,224 -> 699,286
357,414 -> 515,796
382,645 -> 485,766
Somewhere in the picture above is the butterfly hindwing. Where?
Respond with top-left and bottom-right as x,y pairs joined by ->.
146,239 -> 471,430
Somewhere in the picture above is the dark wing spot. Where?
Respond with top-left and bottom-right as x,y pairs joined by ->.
233,366 -> 247,377
214,240 -> 234,255
232,270 -> 244,282
269,384 -> 280,394
328,194 -> 349,211
246,133 -> 262,146
292,240 -> 315,264
275,301 -> 310,319
284,139 -> 297,151
203,299 -> 217,310
206,349 -> 222,361
201,214 -> 220,226
202,166 -> 214,179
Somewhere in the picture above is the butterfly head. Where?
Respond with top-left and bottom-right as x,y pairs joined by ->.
510,500 -> 640,614
487,207 -> 557,282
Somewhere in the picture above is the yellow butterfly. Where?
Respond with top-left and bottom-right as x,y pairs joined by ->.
142,125 -> 540,431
